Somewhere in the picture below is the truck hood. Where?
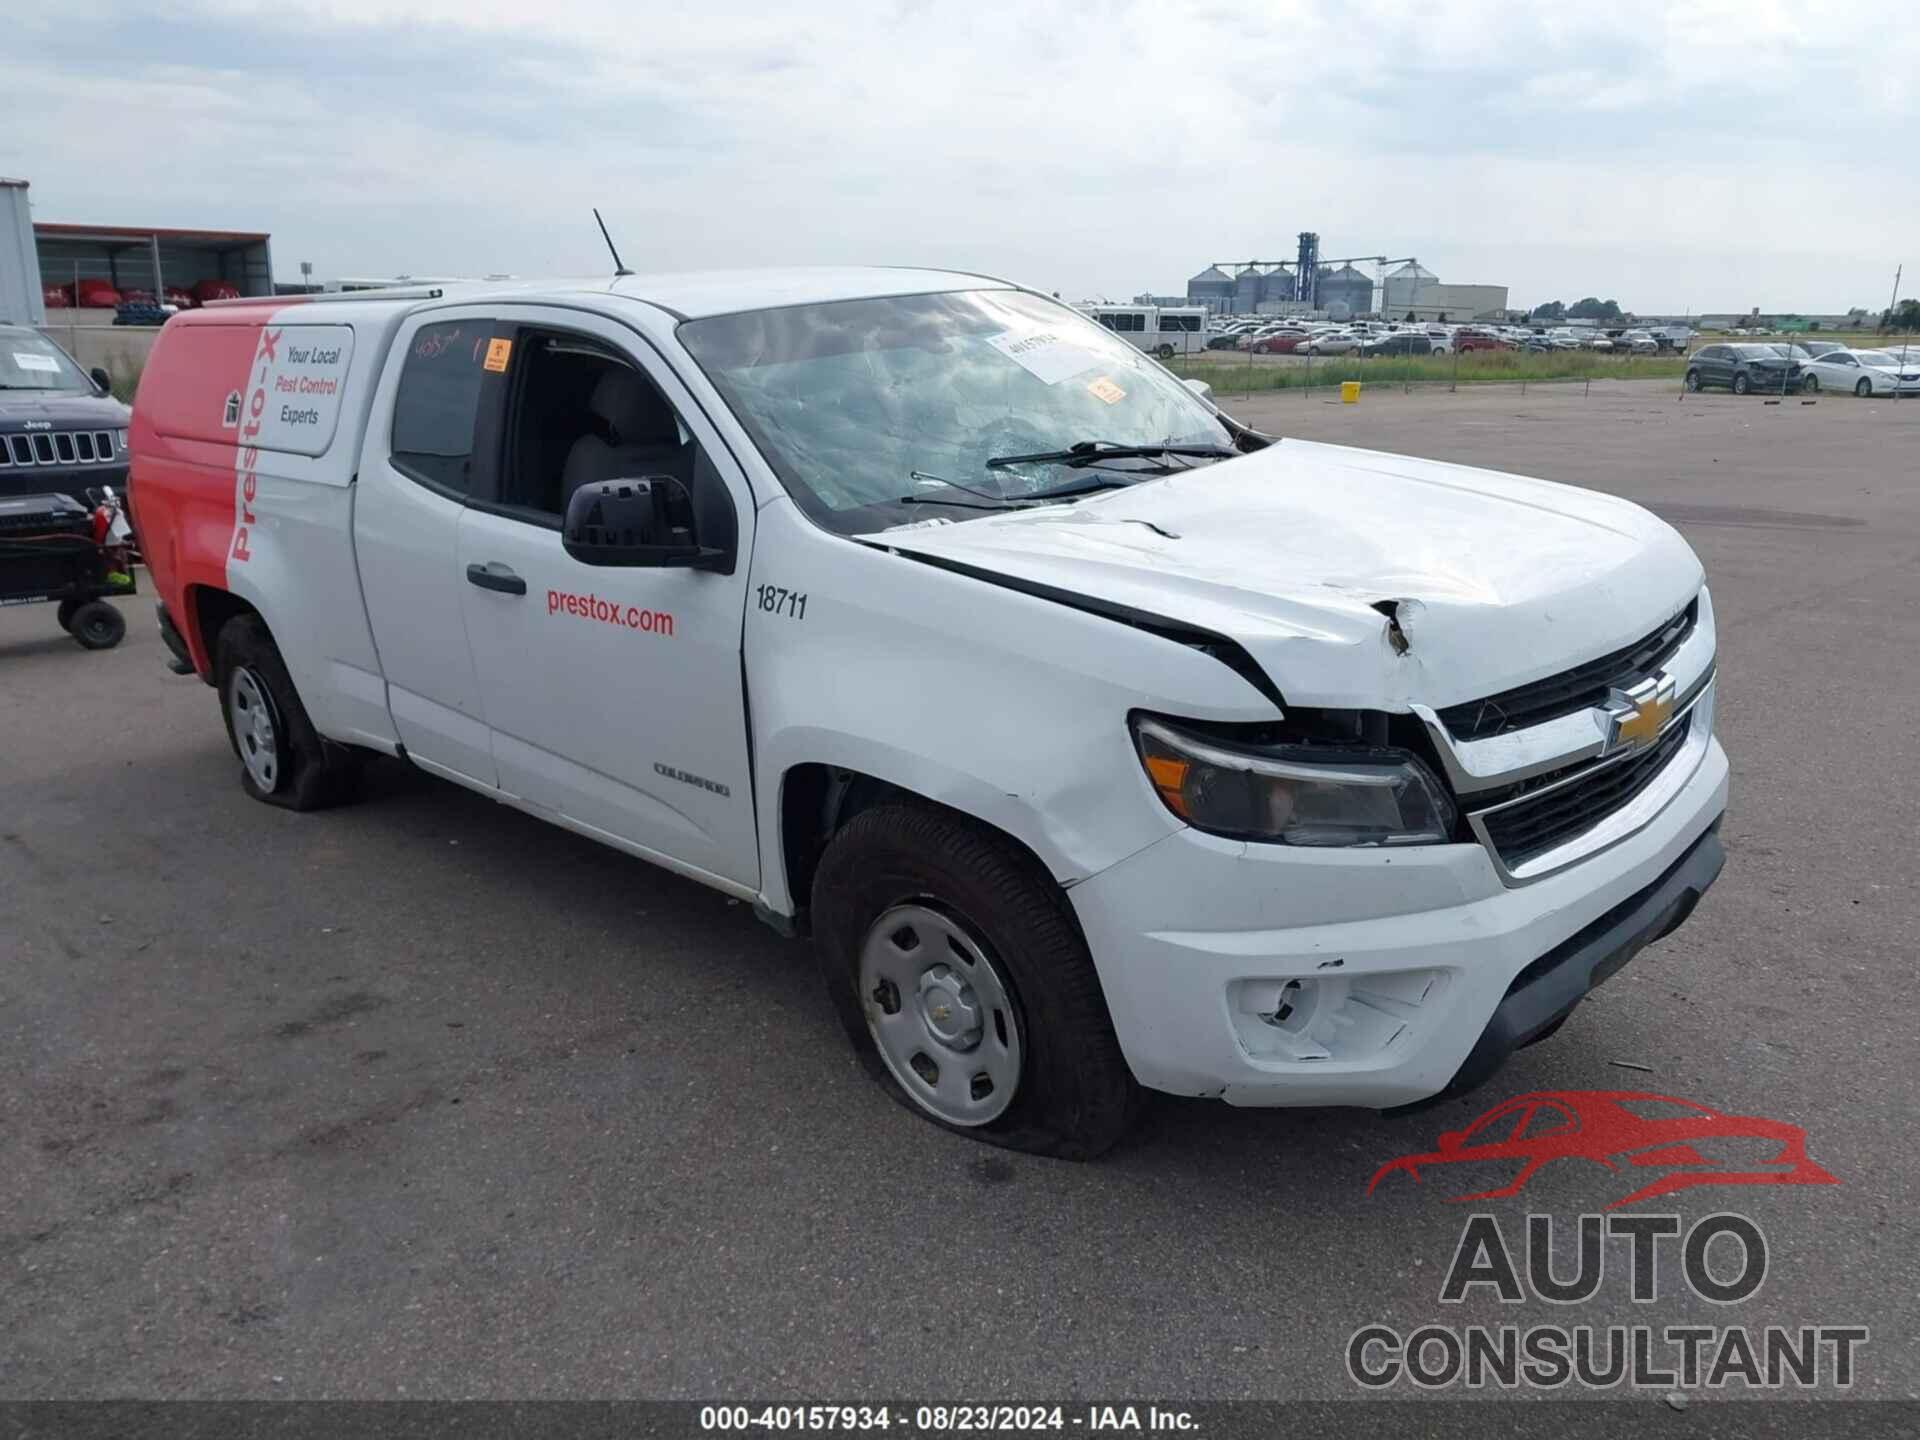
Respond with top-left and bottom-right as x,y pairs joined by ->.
0,390 -> 131,430
866,438 -> 1703,712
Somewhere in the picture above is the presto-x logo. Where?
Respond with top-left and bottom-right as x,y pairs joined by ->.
1366,1090 -> 1839,1210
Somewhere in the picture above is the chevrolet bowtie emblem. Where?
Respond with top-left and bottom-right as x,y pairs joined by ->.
1605,672 -> 1677,754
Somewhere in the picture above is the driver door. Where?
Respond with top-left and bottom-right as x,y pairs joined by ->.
455,306 -> 759,890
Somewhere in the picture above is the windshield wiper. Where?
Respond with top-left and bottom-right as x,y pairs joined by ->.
985,441 -> 1236,471
895,494 -> 1030,512
895,470 -> 1036,512
1019,476 -> 1143,502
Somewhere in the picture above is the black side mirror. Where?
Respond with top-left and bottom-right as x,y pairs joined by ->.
90,366 -> 113,395
562,476 -> 729,570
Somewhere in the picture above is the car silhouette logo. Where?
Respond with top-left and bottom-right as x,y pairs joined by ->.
1367,1090 -> 1838,1210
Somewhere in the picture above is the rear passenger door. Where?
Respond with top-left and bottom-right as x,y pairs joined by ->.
354,307 -> 508,787
454,307 -> 760,890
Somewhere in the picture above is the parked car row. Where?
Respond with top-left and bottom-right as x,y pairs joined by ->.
1684,342 -> 1919,397
1201,316 -> 1693,359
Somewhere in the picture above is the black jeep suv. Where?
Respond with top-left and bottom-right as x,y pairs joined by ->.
0,325 -> 132,509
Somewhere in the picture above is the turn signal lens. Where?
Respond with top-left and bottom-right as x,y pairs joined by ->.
1131,717 -> 1455,847
1142,753 -> 1192,816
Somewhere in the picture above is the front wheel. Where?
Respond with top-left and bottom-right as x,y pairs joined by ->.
1155,343 -> 1175,360
812,802 -> 1139,1158
1684,370 -> 1701,392
1856,378 -> 1872,397
1732,372 -> 1751,395
216,614 -> 360,810
1800,373 -> 1819,394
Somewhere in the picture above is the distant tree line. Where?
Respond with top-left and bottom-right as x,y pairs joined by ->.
1528,298 -> 1625,321
1885,299 -> 1920,333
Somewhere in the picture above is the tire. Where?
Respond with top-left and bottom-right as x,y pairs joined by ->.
67,600 -> 125,650
1856,378 -> 1872,398
56,597 -> 83,632
1800,373 -> 1818,394
811,802 -> 1140,1159
1684,370 -> 1701,392
1155,344 -> 1175,360
1732,372 -> 1750,395
214,613 -> 360,810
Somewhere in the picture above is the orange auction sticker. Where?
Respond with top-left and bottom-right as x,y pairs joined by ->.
1087,376 -> 1125,404
484,338 -> 513,372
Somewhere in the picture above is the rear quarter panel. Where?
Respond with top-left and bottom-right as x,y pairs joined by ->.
129,301 -> 403,749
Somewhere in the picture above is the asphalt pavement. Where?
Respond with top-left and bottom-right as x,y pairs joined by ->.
1,379 -> 1913,1403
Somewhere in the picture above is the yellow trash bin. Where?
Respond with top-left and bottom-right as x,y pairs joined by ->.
1341,380 -> 1361,404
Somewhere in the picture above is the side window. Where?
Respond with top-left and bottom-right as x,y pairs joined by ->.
491,329 -> 721,536
391,321 -> 493,494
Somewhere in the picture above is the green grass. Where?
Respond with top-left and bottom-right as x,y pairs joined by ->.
1166,349 -> 1688,395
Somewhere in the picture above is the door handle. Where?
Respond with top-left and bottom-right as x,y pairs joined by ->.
466,562 -> 527,596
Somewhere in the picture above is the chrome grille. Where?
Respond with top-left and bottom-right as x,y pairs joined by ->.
1437,601 -> 1697,741
1477,720 -> 1692,870
0,430 -> 121,467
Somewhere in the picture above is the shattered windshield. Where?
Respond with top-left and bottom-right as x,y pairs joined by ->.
678,289 -> 1234,535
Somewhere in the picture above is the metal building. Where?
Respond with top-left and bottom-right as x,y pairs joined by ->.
1382,261 -> 1438,315
1317,263 -> 1374,316
34,221 -> 273,306
0,178 -> 43,326
1185,265 -> 1236,310
1186,262 -> 1299,315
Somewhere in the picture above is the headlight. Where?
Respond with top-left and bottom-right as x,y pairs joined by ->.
1132,717 -> 1456,847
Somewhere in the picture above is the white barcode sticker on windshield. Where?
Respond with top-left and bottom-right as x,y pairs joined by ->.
986,330 -> 1103,386
12,353 -> 61,373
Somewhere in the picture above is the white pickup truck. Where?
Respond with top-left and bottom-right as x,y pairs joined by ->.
129,268 -> 1727,1156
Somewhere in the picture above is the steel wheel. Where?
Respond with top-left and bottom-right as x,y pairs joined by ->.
858,903 -> 1022,1127
227,665 -> 283,793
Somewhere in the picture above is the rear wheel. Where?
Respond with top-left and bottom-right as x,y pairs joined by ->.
1856,378 -> 1872,397
67,600 -> 125,650
215,614 -> 360,810
1155,343 -> 1175,360
812,802 -> 1139,1158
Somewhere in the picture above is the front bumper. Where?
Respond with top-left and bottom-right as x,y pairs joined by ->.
1069,732 -> 1728,1109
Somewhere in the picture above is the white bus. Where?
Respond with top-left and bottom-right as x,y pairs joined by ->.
1077,304 -> 1210,360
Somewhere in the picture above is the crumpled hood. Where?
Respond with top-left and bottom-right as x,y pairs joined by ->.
867,438 -> 1703,711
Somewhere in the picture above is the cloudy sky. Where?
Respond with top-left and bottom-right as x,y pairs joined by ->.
4,0 -> 1912,314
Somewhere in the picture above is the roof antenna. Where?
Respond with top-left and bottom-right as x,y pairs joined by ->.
594,208 -> 633,278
